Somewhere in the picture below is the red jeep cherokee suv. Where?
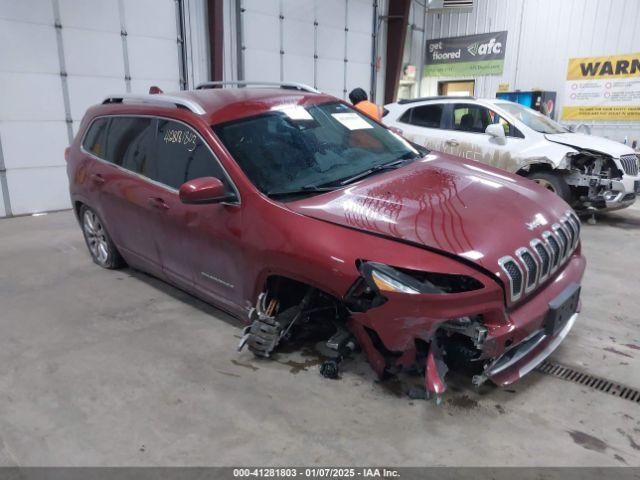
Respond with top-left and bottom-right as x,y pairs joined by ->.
67,82 -> 586,398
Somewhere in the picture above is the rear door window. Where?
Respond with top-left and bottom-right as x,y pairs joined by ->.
398,104 -> 443,128
82,117 -> 109,159
104,117 -> 154,177
152,119 -> 230,191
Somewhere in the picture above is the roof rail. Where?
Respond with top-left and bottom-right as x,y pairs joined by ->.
397,95 -> 476,104
102,94 -> 206,115
196,81 -> 320,94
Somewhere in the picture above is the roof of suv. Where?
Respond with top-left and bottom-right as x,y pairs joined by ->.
102,88 -> 337,125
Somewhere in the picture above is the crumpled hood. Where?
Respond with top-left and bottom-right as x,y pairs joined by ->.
545,133 -> 635,158
287,153 -> 571,276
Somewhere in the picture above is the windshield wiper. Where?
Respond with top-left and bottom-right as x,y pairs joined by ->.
266,185 -> 337,199
335,156 -> 416,186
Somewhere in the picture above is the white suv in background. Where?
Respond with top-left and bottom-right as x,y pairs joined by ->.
383,97 -> 640,212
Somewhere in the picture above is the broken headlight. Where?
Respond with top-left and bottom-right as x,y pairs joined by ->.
359,261 -> 484,295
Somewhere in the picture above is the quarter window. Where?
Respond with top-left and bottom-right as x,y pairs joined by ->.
82,117 -> 109,159
153,119 -> 229,190
398,104 -> 443,129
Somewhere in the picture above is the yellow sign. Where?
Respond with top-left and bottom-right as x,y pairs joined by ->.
562,53 -> 640,120
566,53 -> 640,80
497,82 -> 509,92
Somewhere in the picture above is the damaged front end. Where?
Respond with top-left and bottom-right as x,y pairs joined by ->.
563,150 -> 636,211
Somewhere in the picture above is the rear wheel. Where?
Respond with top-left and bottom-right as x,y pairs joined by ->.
80,205 -> 125,269
527,171 -> 571,203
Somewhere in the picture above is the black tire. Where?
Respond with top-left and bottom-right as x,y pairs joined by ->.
527,171 -> 572,203
79,205 -> 125,269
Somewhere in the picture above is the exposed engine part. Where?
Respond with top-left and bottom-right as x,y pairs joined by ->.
563,151 -> 625,209
439,316 -> 487,349
238,289 -> 315,357
317,328 -> 357,379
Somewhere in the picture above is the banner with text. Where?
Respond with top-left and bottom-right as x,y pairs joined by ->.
424,31 -> 507,77
562,53 -> 640,120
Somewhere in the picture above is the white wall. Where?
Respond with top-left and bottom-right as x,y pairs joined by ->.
420,0 -> 640,143
236,0 -> 376,100
0,0 -> 185,217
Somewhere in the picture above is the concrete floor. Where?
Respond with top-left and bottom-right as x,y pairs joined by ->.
0,205 -> 639,467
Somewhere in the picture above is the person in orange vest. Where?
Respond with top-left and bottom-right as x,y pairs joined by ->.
349,88 -> 383,122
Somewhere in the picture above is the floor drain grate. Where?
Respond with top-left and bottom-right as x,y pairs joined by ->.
536,360 -> 640,404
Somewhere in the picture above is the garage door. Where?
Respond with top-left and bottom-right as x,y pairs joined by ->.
239,0 -> 375,100
0,0 -> 183,217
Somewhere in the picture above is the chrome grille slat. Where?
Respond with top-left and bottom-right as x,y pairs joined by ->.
499,256 -> 523,301
620,154 -> 639,176
531,239 -> 550,282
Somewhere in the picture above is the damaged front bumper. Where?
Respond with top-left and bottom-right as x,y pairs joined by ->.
566,172 -> 639,211
346,254 -> 586,398
478,311 -> 577,387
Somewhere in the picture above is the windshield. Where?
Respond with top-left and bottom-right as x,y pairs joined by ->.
213,102 -> 419,196
497,101 -> 568,134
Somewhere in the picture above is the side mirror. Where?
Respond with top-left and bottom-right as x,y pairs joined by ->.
485,123 -> 507,145
179,177 -> 235,204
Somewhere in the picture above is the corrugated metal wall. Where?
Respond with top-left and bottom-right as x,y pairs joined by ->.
421,0 -> 640,142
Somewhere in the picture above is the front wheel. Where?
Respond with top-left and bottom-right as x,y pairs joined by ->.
527,171 -> 572,203
80,205 -> 125,269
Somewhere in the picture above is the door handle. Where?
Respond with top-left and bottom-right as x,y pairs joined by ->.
91,173 -> 105,185
445,139 -> 460,147
147,197 -> 170,210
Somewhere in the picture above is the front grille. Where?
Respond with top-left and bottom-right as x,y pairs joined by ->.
620,154 -> 639,176
532,240 -> 550,279
499,210 -> 579,303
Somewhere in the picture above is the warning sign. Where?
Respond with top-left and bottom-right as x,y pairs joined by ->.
562,53 -> 640,121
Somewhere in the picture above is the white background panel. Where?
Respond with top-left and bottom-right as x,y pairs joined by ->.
283,55 -> 314,85
347,0 -> 372,34
59,0 -> 121,32
127,36 -> 179,81
0,20 -> 59,74
283,19 -> 314,57
315,0 -> 345,28
67,76 -> 126,120
317,26 -> 345,60
0,73 -> 65,121
6,166 -> 71,215
243,0 -> 279,16
0,121 -> 69,170
346,31 -> 371,64
63,29 -> 124,78
124,0 -> 176,39
316,58 -> 344,98
346,62 -> 371,96
130,78 -> 180,95
0,0 -> 53,24
243,49 -> 280,82
242,10 -> 280,52
282,0 -> 315,22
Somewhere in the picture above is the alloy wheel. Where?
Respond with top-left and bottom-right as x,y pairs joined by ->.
83,209 -> 109,265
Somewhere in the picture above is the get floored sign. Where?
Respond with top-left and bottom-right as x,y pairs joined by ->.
424,31 -> 507,77
562,53 -> 640,120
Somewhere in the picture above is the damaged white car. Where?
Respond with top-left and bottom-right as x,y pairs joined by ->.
383,97 -> 640,212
